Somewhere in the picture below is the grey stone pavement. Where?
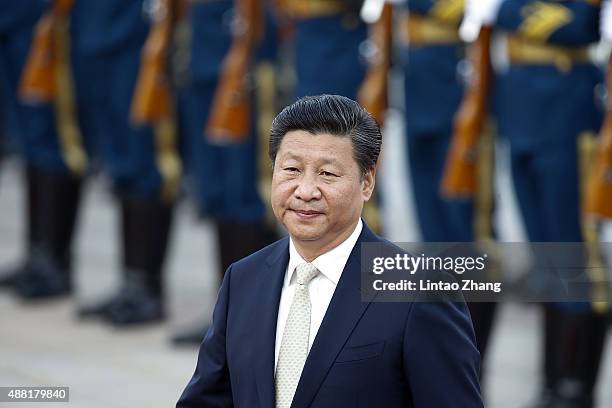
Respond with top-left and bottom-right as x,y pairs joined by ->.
1,110 -> 612,407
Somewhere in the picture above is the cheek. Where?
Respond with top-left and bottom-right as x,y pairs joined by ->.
326,184 -> 361,213
271,179 -> 293,209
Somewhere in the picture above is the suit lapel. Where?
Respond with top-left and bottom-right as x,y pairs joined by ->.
254,237 -> 289,408
291,224 -> 380,408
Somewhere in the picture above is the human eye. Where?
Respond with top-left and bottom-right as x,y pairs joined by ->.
320,170 -> 339,177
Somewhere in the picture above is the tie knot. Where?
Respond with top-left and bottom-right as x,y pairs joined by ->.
295,263 -> 318,286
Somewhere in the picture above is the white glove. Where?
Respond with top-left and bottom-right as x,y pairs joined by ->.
360,0 -> 401,24
361,0 -> 386,23
601,0 -> 612,43
464,0 -> 505,27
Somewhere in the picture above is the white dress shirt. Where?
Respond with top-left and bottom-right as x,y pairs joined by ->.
274,219 -> 363,371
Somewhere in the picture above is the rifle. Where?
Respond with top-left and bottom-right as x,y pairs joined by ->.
18,0 -> 75,104
205,0 -> 263,144
440,27 -> 493,198
357,2 -> 392,125
584,55 -> 612,219
130,0 -> 179,125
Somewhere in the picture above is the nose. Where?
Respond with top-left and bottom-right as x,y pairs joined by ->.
294,173 -> 321,201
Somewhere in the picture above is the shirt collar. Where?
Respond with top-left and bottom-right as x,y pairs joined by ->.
286,219 -> 363,287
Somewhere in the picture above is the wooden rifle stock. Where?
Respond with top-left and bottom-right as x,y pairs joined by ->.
357,4 -> 392,125
18,0 -> 75,103
206,0 -> 263,143
440,27 -> 493,198
130,0 -> 176,125
584,56 -> 612,219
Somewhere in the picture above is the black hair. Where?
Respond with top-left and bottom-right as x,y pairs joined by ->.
269,94 -> 382,176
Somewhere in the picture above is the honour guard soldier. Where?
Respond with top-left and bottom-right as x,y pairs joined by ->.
0,0 -> 83,299
171,0 -> 277,344
0,0 -> 181,323
399,0 -> 498,367
73,0 -> 182,325
400,0 -> 471,243
465,0 -> 607,406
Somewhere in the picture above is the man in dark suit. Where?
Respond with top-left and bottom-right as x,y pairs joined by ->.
177,94 -> 483,407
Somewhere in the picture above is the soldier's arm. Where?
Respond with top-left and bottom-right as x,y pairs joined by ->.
495,0 -> 600,46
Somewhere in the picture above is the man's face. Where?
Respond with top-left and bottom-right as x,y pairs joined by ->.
271,130 -> 375,254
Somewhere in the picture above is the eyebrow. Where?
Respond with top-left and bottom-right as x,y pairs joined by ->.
280,153 -> 342,167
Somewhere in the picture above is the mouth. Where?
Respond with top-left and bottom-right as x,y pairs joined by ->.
290,209 -> 324,220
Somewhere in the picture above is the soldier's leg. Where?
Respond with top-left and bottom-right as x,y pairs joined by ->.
181,75 -> 273,275
172,128 -> 273,345
0,22 -> 43,286
13,170 -> 83,300
79,42 -> 179,324
100,160 -> 176,326
103,193 -> 174,325
514,142 -> 607,407
172,87 -> 273,343
113,50 -> 179,326
0,164 -> 43,286
13,105 -> 85,299
407,132 -> 497,365
406,134 -> 455,242
548,309 -> 607,408
171,0 -> 235,344
406,133 -> 476,242
536,145 -> 607,408
15,169 -> 82,299
214,135 -> 275,274
510,150 -> 563,407
0,20 -> 84,299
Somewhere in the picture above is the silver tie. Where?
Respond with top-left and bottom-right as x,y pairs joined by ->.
275,263 -> 319,408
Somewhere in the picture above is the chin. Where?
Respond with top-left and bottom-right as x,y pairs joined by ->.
286,225 -> 324,242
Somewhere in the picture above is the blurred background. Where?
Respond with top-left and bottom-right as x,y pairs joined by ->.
1,0 -> 612,407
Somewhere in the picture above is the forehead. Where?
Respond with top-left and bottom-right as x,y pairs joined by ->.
276,130 -> 355,164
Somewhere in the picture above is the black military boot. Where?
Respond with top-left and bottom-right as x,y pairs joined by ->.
0,165 -> 43,287
171,220 -> 277,345
103,268 -> 165,325
15,170 -> 81,299
77,195 -> 137,319
77,196 -> 137,318
104,195 -> 173,326
549,310 -> 607,408
525,306 -> 564,408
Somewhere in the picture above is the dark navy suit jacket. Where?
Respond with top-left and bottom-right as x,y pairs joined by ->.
177,223 -> 483,407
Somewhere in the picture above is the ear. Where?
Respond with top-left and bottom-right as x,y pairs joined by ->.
361,167 -> 376,202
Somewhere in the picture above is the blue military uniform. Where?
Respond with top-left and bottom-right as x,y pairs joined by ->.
283,0 -> 368,100
0,0 -> 83,297
0,1 -> 42,161
493,1 -> 606,406
71,0 -> 168,198
0,0 -> 71,172
398,0 -> 498,369
170,0 -> 277,345
179,0 -> 265,224
399,0 -> 472,242
0,0 -> 181,321
72,0 -> 181,325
